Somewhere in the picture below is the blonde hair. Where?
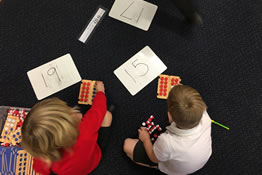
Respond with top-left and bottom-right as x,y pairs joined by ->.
21,98 -> 80,161
167,85 -> 207,129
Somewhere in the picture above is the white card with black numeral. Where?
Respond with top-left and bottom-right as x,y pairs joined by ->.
27,54 -> 81,100
109,0 -> 158,31
114,46 -> 167,96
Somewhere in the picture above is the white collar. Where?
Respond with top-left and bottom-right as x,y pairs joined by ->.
166,121 -> 201,136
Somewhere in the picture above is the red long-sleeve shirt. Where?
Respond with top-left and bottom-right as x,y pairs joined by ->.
33,91 -> 107,175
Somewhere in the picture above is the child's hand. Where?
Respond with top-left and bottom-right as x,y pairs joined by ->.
96,81 -> 105,93
138,127 -> 150,143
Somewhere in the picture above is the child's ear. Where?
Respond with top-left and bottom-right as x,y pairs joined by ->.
168,112 -> 173,123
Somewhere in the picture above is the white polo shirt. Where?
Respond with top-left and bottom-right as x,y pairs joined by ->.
153,111 -> 212,175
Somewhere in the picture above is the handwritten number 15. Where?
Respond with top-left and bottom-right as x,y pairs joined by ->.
124,59 -> 149,83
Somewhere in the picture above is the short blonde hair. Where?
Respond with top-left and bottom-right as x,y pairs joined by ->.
167,85 -> 207,129
21,98 -> 80,161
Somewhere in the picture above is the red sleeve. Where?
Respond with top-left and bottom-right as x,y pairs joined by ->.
33,158 -> 50,175
79,91 -> 107,138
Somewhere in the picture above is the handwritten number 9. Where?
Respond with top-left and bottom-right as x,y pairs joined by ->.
47,67 -> 61,81
42,67 -> 61,87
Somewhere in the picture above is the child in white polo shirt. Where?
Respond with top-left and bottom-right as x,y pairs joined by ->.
123,85 -> 212,175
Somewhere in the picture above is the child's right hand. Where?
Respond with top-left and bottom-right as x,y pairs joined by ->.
138,127 -> 150,143
96,81 -> 105,93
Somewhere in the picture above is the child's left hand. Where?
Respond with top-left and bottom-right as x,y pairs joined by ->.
138,127 -> 150,142
96,81 -> 105,93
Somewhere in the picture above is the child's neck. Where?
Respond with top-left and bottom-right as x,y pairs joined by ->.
41,157 -> 52,167
176,124 -> 192,130
177,125 -> 186,130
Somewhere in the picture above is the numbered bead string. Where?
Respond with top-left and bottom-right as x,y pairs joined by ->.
17,151 -> 24,174
25,152 -> 29,175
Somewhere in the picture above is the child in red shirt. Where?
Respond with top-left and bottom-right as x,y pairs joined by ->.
21,81 -> 112,175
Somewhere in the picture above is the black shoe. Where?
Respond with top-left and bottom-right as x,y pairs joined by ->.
107,104 -> 115,113
185,12 -> 203,25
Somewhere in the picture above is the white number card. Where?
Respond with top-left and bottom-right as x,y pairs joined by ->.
109,0 -> 158,31
114,46 -> 167,95
27,54 -> 82,100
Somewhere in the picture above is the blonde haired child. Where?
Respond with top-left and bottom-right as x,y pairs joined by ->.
21,81 -> 113,175
124,85 -> 212,175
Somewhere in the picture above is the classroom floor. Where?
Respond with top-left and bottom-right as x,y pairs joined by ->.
0,0 -> 261,174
